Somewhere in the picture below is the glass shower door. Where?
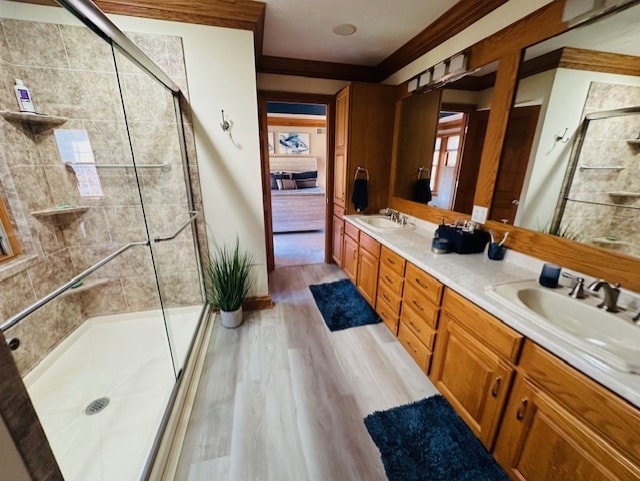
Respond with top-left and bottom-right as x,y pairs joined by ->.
112,42 -> 205,376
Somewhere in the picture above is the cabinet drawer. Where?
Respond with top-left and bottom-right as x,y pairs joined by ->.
344,221 -> 359,241
519,340 -> 640,466
359,232 -> 380,258
442,289 -> 523,363
378,262 -> 404,296
401,304 -> 437,350
377,281 -> 402,316
377,299 -> 399,336
405,263 -> 443,306
403,283 -> 440,328
398,322 -> 432,372
333,204 -> 345,219
380,246 -> 406,275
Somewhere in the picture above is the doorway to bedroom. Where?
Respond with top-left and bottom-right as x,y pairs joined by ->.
258,93 -> 334,272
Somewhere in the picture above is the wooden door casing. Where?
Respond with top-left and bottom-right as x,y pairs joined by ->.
332,215 -> 344,267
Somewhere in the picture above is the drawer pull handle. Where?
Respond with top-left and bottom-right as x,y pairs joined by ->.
384,275 -> 393,284
516,398 -> 529,421
387,257 -> 395,265
383,293 -> 390,302
412,300 -> 423,312
416,279 -> 428,289
491,377 -> 502,397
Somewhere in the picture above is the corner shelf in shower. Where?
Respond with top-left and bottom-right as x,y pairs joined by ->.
0,110 -> 68,127
579,165 -> 625,171
31,206 -> 90,218
590,237 -> 636,247
608,191 -> 640,198
59,278 -> 112,298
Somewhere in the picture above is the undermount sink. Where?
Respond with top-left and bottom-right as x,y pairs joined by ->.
354,215 -> 415,232
486,280 -> 640,374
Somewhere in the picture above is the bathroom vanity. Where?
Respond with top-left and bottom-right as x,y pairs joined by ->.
340,215 -> 640,480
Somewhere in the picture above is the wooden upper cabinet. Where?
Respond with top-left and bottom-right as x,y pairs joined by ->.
494,375 -> 640,481
335,88 -> 349,151
333,153 -> 347,207
431,312 -> 515,449
333,83 -> 396,215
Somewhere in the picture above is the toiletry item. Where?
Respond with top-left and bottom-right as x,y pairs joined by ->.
539,263 -> 561,288
498,232 -> 509,247
14,79 -> 36,113
431,237 -> 450,254
436,224 -> 491,254
487,242 -> 506,261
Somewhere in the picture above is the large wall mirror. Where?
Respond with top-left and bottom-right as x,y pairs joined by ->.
489,2 -> 640,259
392,62 -> 497,214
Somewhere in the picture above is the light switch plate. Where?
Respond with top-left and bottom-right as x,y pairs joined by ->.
471,205 -> 488,224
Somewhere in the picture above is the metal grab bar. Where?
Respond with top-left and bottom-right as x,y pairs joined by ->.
565,197 -> 640,211
154,211 -> 199,243
0,240 -> 149,334
65,161 -> 171,172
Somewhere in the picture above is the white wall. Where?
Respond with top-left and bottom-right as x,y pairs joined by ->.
517,69 -> 640,230
0,0 -> 269,297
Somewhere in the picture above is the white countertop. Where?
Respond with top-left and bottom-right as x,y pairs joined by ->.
344,215 -> 640,408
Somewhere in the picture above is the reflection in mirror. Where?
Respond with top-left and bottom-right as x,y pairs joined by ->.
492,3 -> 640,258
392,62 -> 497,213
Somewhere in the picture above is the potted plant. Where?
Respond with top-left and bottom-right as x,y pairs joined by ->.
205,238 -> 253,328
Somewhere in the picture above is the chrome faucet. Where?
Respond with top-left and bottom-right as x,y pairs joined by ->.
588,280 -> 621,313
387,209 -> 400,223
562,273 -> 587,299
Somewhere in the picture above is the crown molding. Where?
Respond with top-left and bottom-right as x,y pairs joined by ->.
258,55 -> 378,82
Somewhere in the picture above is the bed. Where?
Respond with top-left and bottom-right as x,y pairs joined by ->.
270,156 -> 326,233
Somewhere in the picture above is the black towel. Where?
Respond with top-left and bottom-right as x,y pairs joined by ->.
414,178 -> 432,204
351,178 -> 368,212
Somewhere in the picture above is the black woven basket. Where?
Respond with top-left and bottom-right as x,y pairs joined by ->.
436,225 -> 490,254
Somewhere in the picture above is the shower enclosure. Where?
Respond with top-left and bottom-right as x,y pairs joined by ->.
0,1 -> 208,480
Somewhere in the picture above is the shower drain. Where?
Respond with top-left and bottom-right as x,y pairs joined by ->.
84,397 -> 110,416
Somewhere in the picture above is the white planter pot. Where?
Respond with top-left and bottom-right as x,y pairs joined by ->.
220,307 -> 243,328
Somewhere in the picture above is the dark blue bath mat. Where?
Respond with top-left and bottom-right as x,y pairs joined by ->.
309,279 -> 380,331
364,395 -> 509,481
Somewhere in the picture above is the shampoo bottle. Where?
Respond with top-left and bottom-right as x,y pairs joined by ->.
14,79 -> 36,114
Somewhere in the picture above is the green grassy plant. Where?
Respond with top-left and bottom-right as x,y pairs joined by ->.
205,238 -> 253,311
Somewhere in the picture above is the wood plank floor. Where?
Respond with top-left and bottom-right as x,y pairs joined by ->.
174,263 -> 439,481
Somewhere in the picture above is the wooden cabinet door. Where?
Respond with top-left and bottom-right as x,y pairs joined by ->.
494,376 -> 640,481
342,234 -> 358,283
431,312 -> 514,449
332,215 -> 344,267
333,153 -> 346,207
335,87 -> 349,150
357,248 -> 379,306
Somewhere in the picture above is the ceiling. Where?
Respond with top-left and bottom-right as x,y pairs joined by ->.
262,0 -> 459,66
11,0 -> 509,82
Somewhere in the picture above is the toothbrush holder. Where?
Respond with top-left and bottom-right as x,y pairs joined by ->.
487,242 -> 507,261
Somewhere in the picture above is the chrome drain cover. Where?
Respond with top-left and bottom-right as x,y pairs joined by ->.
84,397 -> 110,416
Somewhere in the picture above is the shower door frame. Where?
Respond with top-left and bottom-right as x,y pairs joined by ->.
0,1 -> 210,480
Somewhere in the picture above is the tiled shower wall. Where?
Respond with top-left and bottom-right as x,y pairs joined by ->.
561,82 -> 640,258
0,18 -> 206,374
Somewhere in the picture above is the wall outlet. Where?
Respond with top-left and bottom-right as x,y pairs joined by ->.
471,205 -> 488,224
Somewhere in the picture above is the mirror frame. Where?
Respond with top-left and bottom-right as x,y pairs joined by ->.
388,0 -> 640,292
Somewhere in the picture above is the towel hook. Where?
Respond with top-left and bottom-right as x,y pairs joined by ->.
355,166 -> 370,181
417,166 -> 430,180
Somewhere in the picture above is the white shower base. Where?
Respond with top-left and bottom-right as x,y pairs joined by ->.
24,305 -> 202,481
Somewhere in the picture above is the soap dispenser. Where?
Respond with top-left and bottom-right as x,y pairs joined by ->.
14,79 -> 36,114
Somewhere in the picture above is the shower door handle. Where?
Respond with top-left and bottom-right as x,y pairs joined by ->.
154,211 -> 199,243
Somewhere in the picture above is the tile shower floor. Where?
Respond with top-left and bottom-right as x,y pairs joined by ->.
24,305 -> 202,481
